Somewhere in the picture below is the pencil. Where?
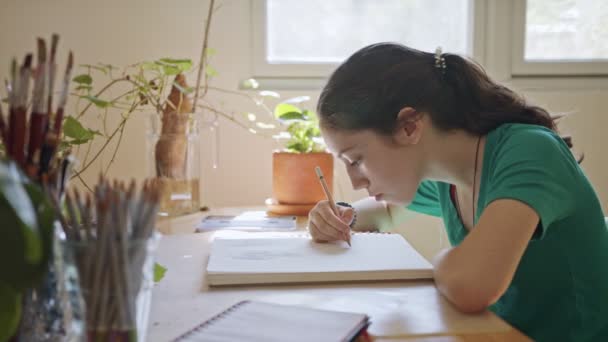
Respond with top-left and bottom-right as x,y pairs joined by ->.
314,166 -> 351,246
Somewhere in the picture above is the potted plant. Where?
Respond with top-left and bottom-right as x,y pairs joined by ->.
268,101 -> 333,216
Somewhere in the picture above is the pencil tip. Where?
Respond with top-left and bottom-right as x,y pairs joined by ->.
314,166 -> 323,178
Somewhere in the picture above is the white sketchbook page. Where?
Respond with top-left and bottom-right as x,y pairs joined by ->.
207,234 -> 433,274
181,301 -> 368,342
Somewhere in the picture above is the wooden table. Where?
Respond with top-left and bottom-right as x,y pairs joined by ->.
148,210 -> 531,341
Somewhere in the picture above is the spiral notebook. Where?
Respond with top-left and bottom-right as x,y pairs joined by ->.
206,233 -> 433,286
173,300 -> 370,342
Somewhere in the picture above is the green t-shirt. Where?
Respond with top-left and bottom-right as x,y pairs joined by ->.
407,123 -> 608,342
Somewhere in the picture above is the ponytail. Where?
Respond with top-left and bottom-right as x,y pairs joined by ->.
318,43 -> 578,156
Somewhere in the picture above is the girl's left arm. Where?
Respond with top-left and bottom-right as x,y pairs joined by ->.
432,198 -> 540,313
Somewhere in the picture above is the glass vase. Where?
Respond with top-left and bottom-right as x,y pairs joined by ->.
147,112 -> 202,217
17,222 -> 86,342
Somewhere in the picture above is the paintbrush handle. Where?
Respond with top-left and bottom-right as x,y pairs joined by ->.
27,111 -> 48,164
10,107 -> 27,166
54,107 -> 64,136
0,105 -> 7,148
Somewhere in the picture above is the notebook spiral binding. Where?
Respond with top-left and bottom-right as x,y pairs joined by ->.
172,300 -> 251,341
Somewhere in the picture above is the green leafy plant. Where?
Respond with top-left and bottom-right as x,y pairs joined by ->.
0,159 -> 55,340
273,102 -> 325,153
64,58 -> 196,189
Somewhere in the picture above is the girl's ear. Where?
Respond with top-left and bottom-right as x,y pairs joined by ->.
394,107 -> 424,145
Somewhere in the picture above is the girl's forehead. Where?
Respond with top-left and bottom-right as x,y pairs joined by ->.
322,127 -> 380,154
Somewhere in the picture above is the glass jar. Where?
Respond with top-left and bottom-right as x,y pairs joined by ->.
60,233 -> 160,342
18,223 -> 86,342
147,112 -> 202,217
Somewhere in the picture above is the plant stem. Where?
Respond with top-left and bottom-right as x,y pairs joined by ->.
204,85 -> 274,116
104,118 -> 127,176
76,173 -> 94,193
76,77 -> 127,119
72,94 -> 148,181
192,0 -> 216,111
196,103 -> 274,139
71,116 -> 127,180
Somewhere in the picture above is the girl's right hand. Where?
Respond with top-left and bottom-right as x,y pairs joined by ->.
308,200 -> 354,243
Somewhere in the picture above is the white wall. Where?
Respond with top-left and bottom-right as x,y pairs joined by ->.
1,0 -> 606,260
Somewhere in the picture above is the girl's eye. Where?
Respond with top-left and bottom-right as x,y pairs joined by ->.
350,159 -> 362,167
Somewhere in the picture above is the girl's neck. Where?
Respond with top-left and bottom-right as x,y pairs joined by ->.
423,129 -> 485,192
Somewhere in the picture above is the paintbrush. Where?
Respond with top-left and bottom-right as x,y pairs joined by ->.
5,61 -> 16,152
27,38 -> 48,167
47,34 -> 59,121
37,35 -> 61,176
10,54 -> 32,166
0,100 -> 6,148
54,51 -> 73,137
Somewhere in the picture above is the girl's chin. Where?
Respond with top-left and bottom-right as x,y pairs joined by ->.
376,195 -> 406,206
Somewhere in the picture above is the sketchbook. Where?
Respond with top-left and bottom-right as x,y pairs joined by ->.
173,300 -> 370,342
206,233 -> 433,286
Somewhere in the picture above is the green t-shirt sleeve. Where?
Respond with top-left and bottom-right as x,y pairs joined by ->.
485,128 -> 578,238
407,180 -> 442,217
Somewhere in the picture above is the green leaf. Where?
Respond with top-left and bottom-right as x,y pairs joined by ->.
274,103 -> 302,119
141,61 -> 160,71
63,116 -> 96,144
81,95 -> 111,108
0,163 -> 40,263
205,48 -> 217,57
75,85 -> 93,91
278,111 -> 306,121
154,262 -> 167,282
0,284 -> 21,341
305,126 -> 319,138
72,74 -> 92,85
162,65 -> 181,75
286,141 -> 307,153
159,58 -> 191,64
159,58 -> 192,72
205,65 -> 218,77
0,160 -> 54,290
155,60 -> 186,75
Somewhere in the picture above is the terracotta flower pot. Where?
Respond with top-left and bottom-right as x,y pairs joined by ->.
272,151 -> 334,205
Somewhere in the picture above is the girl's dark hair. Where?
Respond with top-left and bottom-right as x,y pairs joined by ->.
318,43 -> 576,150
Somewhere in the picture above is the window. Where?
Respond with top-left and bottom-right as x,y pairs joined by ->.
249,0 -> 608,86
252,0 -> 474,78
511,0 -> 608,75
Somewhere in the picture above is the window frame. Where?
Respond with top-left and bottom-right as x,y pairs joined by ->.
510,0 -> 608,76
247,0 -> 608,89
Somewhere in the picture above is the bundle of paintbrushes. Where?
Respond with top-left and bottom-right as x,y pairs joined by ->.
49,176 -> 161,341
0,34 -> 74,194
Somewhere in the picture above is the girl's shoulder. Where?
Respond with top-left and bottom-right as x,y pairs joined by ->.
490,123 -> 562,145
487,123 -> 572,160
484,124 -> 580,176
